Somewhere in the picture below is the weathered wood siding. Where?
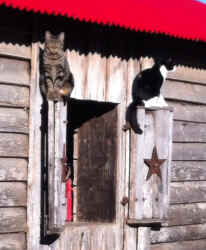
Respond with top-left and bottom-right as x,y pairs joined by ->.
151,66 -> 206,250
36,50 -> 206,250
0,41 -> 31,250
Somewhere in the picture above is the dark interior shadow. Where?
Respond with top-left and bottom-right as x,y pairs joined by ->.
1,4 -> 206,69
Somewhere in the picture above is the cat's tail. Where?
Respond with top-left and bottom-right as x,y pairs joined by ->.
122,102 -> 143,134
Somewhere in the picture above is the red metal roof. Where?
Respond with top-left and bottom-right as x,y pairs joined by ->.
1,0 -> 206,42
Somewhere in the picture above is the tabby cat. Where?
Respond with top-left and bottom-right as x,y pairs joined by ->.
40,31 -> 74,102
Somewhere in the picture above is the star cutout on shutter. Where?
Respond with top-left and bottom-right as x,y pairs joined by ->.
144,146 -> 166,181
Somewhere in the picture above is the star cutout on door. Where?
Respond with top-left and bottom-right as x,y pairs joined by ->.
144,146 -> 166,181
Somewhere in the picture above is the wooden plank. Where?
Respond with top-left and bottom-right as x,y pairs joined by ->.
54,223 -> 122,250
151,239 -> 206,250
0,42 -> 31,60
151,224 -> 206,244
0,233 -> 26,250
27,41 -> 42,250
171,161 -> 206,181
0,207 -> 26,233
168,203 -> 206,226
86,52 -> 106,101
0,107 -> 28,133
163,80 -> 206,105
0,57 -> 30,85
173,121 -> 206,142
0,84 -> 29,107
173,143 -> 206,161
77,108 -> 117,222
66,50 -> 87,100
167,65 -> 206,85
168,101 -> 206,123
0,182 -> 27,206
129,108 -> 173,221
137,227 -> 151,250
170,181 -> 206,204
0,133 -> 28,157
0,158 -> 27,181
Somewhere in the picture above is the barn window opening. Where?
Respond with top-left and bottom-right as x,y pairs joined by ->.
40,98 -> 118,242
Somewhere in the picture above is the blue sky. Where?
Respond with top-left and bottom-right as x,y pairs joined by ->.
196,0 -> 206,4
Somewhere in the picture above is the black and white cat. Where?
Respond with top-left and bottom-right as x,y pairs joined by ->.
123,58 -> 175,134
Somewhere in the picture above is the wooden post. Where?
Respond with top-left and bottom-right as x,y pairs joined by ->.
128,107 -> 173,250
48,101 -> 67,233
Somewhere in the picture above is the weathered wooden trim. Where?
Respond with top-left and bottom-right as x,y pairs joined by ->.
137,227 -> 151,250
27,42 -> 41,250
171,161 -> 206,182
0,84 -> 29,107
127,219 -> 165,227
167,65 -> 206,85
48,101 -> 67,233
151,239 -> 206,250
0,233 -> 26,250
173,121 -> 206,142
151,224 -> 206,244
0,42 -> 31,60
163,80 -> 206,105
0,182 -> 27,207
0,133 -> 28,157
0,107 -> 29,134
173,143 -> 206,161
0,207 -> 26,233
168,203 -> 206,226
0,57 -> 30,85
170,181 -> 206,204
168,100 -> 206,123
0,158 -> 27,181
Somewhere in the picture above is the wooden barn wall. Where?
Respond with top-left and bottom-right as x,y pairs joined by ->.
0,6 -> 33,250
39,53 -> 206,250
0,44 -> 31,249
1,6 -> 206,250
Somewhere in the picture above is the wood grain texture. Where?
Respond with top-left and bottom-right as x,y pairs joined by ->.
50,223 -> 122,250
163,80 -> 206,105
0,107 -> 28,133
137,227 -> 151,250
27,42 -> 42,250
0,56 -> 30,85
0,84 -> 29,107
171,161 -> 206,181
151,239 -> 206,250
0,207 -> 26,233
170,181 -> 206,204
0,133 -> 28,157
167,65 -> 206,84
168,101 -> 206,123
67,50 -> 87,100
172,143 -> 206,161
168,203 -> 206,226
0,42 -> 31,60
129,108 -> 173,221
0,158 -> 27,181
77,108 -> 117,222
86,52 -> 106,101
173,121 -> 206,142
0,182 -> 27,206
0,233 -> 26,250
151,224 -> 206,243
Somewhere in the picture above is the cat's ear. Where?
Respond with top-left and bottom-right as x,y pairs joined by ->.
58,32 -> 65,43
45,31 -> 52,40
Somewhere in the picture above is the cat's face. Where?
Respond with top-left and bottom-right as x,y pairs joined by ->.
162,58 -> 175,71
45,31 -> 64,59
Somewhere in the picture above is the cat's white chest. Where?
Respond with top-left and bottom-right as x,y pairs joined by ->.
143,95 -> 168,108
160,65 -> 168,81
